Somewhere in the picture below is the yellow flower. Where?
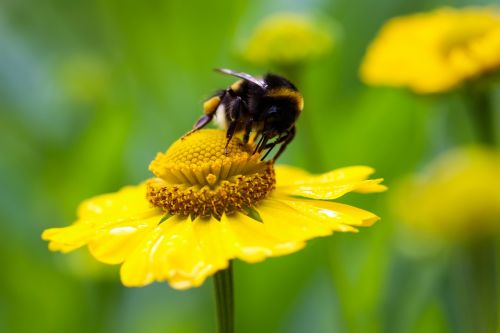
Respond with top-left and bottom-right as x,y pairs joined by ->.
360,7 -> 500,94
393,146 -> 500,241
242,13 -> 337,66
42,129 -> 385,290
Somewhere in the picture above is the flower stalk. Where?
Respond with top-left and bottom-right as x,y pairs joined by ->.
449,240 -> 498,333
459,84 -> 499,332
469,240 -> 498,333
464,85 -> 496,146
214,262 -> 234,333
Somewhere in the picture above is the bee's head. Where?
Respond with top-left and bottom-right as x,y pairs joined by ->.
261,79 -> 303,139
262,104 -> 297,138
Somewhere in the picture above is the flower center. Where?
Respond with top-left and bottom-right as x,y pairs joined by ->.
146,129 -> 275,218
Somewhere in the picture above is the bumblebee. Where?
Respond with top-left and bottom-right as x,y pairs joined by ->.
189,68 -> 303,162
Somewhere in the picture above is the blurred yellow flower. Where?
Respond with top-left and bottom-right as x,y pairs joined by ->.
393,147 -> 500,241
242,13 -> 337,66
360,7 -> 500,94
42,129 -> 385,290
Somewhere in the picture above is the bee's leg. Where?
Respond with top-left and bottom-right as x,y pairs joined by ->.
253,134 -> 265,154
193,114 -> 213,130
271,126 -> 296,162
184,98 -> 221,139
242,120 -> 253,145
260,132 -> 287,160
260,141 -> 278,160
224,121 -> 238,154
182,114 -> 213,139
224,96 -> 247,153
262,134 -> 287,149
261,127 -> 296,161
256,135 -> 270,154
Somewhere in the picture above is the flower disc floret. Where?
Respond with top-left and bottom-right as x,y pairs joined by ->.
147,129 -> 275,218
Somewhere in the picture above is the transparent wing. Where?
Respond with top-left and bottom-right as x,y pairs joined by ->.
215,68 -> 267,89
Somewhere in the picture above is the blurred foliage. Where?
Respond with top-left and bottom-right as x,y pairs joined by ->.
0,0 -> 498,333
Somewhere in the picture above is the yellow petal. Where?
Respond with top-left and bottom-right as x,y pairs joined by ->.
42,183 -> 163,258
308,166 -> 376,183
279,180 -> 383,200
276,165 -> 374,185
120,193 -> 380,289
120,216 -> 213,289
354,178 -> 387,193
88,216 -> 161,264
151,218 -> 214,289
119,210 -> 311,289
275,196 -> 380,231
275,165 -> 311,185
42,221 -> 96,253
77,183 -> 159,222
256,199 -> 333,240
222,211 -> 306,263
119,220 -> 170,287
278,183 -> 358,200
360,8 -> 500,94
276,165 -> 386,199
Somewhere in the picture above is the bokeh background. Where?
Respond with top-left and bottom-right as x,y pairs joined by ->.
0,0 -> 498,332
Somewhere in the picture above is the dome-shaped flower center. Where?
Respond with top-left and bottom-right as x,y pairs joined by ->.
146,129 -> 275,218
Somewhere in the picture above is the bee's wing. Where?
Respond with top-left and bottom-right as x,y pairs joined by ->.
215,68 -> 267,89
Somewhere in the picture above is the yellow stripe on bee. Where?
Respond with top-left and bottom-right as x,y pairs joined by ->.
266,88 -> 304,111
203,96 -> 221,115
298,95 -> 304,111
230,80 -> 244,92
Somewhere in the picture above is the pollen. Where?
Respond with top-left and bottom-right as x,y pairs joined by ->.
147,129 -> 275,218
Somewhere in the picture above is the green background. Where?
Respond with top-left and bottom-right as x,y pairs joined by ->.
0,0 -> 498,332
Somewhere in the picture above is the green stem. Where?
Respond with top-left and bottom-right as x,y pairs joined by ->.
214,262 -> 234,333
457,85 -> 498,333
470,240 -> 498,333
450,240 -> 498,333
464,86 -> 496,146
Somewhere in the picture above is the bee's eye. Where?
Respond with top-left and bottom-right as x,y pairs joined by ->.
266,105 -> 279,116
265,106 -> 282,124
